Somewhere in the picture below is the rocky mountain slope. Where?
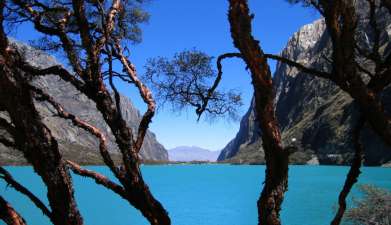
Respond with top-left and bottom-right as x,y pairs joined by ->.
168,146 -> 221,162
0,41 -> 168,165
218,10 -> 391,166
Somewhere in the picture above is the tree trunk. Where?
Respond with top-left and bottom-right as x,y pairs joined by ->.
228,1 -> 289,224
0,56 -> 83,225
81,85 -> 170,225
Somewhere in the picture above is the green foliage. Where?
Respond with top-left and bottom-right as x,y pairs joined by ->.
344,185 -> 391,225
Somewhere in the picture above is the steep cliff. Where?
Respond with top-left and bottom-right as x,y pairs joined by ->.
219,13 -> 391,166
0,41 -> 168,165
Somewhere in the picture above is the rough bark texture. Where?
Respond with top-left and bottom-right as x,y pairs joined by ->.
331,114 -> 365,225
320,0 -> 391,147
0,167 -> 52,219
4,1 -> 171,224
0,58 -> 83,225
219,13 -> 391,166
228,1 -> 288,224
0,5 -> 83,224
0,196 -> 26,225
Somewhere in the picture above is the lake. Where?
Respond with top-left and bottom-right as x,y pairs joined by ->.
1,165 -> 390,225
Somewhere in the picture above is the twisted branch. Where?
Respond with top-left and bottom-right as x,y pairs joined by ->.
113,41 -> 155,152
0,167 -> 52,219
66,161 -> 126,198
331,114 -> 365,225
0,196 -> 26,225
29,85 -> 119,178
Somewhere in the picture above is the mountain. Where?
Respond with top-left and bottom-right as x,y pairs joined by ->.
0,41 -> 168,165
218,9 -> 391,166
168,146 -> 221,162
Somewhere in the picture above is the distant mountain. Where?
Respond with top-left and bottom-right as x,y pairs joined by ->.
218,4 -> 391,166
0,41 -> 168,165
168,146 -> 221,162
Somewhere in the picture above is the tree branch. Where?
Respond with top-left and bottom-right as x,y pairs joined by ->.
0,196 -> 26,225
113,41 -> 155,153
66,160 -> 126,198
29,85 -> 120,179
264,53 -> 331,79
0,167 -> 52,219
331,114 -> 365,225
196,52 -> 242,120
21,64 -> 85,95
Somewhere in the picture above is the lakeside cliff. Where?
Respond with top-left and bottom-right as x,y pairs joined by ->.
219,14 -> 391,166
0,41 -> 168,165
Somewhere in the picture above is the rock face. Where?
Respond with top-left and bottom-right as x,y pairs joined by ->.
0,41 -> 168,165
219,11 -> 391,166
168,146 -> 221,162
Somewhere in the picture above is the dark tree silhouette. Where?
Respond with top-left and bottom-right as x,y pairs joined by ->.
145,1 -> 391,225
227,1 -> 289,225
144,50 -> 243,120
144,1 -> 290,225
0,0 -> 170,225
276,0 -> 391,224
0,196 -> 26,225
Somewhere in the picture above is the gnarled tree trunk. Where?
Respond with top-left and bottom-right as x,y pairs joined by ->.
228,1 -> 289,224
0,56 -> 83,225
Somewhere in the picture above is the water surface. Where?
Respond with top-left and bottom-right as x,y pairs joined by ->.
1,165 -> 390,225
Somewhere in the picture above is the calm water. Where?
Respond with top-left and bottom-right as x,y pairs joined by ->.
0,165 -> 390,225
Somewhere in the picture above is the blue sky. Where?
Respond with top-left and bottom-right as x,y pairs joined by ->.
11,0 -> 319,151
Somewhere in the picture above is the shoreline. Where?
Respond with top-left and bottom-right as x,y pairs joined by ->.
1,161 -> 390,167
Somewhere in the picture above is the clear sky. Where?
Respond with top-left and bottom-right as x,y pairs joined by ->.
11,0 -> 319,151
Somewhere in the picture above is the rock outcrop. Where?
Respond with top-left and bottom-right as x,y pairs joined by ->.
0,41 -> 168,165
219,10 -> 391,166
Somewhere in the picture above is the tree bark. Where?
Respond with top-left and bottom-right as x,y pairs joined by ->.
228,1 -> 288,224
320,0 -> 391,147
0,55 -> 83,225
0,196 -> 26,225
330,114 -> 365,225
81,85 -> 170,225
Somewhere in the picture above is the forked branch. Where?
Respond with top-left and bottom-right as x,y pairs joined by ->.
29,85 -> 119,178
113,41 -> 156,152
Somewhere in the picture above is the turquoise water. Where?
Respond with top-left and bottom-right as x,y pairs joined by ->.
0,165 -> 390,225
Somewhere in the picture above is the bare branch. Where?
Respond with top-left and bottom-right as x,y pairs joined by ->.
195,52 -> 243,119
331,114 -> 365,225
264,53 -> 331,79
66,161 -> 126,198
71,0 -> 99,79
29,85 -> 120,179
10,0 -> 83,76
21,64 -> 85,93
95,0 -> 121,51
0,196 -> 26,225
0,167 -> 52,219
113,41 -> 155,153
